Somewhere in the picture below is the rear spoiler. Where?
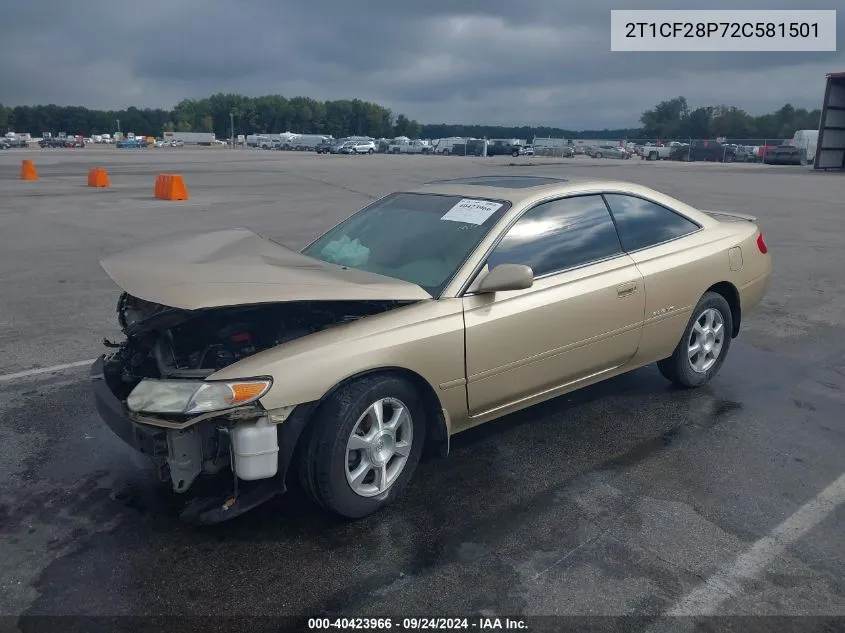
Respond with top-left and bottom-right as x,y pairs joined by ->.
702,210 -> 758,223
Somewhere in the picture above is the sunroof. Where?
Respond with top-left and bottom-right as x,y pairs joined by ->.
426,175 -> 567,189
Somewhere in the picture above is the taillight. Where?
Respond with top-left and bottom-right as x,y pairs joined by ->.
756,232 -> 768,254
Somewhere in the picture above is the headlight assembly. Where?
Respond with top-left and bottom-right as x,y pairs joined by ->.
126,378 -> 272,415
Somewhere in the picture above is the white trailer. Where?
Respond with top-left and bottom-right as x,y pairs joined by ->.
388,138 -> 433,154
246,134 -> 268,148
292,134 -> 333,151
163,131 -> 216,145
432,137 -> 465,155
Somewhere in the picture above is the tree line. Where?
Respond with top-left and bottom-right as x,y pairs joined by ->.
0,93 -> 821,141
639,97 -> 821,141
0,93 -> 424,141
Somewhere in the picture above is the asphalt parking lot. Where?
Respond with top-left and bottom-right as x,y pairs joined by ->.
1,148 -> 844,629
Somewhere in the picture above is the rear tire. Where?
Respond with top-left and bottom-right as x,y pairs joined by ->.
657,291 -> 733,389
298,374 -> 426,518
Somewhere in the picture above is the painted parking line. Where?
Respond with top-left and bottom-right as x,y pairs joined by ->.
0,359 -> 96,383
665,470 -> 845,616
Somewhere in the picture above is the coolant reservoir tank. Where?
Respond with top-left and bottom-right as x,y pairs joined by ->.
230,416 -> 279,481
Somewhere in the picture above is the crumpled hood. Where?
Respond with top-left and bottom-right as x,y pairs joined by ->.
99,228 -> 432,310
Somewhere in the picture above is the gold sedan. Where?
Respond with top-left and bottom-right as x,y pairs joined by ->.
91,175 -> 772,523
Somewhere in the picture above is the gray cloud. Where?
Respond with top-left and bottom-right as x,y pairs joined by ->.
0,0 -> 842,128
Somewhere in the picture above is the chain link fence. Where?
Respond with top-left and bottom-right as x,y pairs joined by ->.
523,137 -> 792,162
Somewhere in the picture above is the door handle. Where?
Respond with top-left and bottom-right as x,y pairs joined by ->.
616,281 -> 638,297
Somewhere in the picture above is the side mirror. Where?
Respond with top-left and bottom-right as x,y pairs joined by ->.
475,264 -> 534,293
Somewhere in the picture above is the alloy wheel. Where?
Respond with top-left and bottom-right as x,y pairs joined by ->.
688,308 -> 725,373
345,397 -> 413,497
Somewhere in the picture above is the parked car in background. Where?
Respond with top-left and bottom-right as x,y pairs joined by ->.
117,139 -> 142,148
639,142 -> 685,161
589,145 -> 630,159
487,141 -> 522,157
347,140 -> 377,154
315,140 -> 334,154
723,144 -> 749,162
669,144 -> 691,161
521,145 -> 534,156
90,174 -> 771,524
686,141 -> 741,163
330,140 -> 354,154
763,145 -> 807,165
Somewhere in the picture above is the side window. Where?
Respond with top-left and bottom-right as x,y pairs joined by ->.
603,194 -> 699,252
486,195 -> 622,277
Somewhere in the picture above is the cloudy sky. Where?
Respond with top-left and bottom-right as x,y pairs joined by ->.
0,0 -> 842,128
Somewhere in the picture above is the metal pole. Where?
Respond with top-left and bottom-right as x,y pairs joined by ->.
230,112 -> 234,149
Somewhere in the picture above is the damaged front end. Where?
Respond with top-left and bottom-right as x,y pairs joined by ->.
91,292 -> 408,524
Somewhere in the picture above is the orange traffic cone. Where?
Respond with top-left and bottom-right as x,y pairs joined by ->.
87,168 -> 110,188
20,160 -> 38,180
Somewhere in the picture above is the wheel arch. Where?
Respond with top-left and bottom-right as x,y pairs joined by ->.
706,281 -> 741,337
299,366 -> 450,459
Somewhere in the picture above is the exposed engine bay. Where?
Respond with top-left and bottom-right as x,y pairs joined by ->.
97,293 -> 411,522
105,292 -> 410,398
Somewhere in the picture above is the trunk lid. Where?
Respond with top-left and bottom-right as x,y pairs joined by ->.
100,228 -> 433,310
702,210 -> 758,223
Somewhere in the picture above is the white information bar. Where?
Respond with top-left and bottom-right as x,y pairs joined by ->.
610,10 -> 836,52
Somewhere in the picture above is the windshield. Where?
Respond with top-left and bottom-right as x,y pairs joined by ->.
302,192 -> 511,296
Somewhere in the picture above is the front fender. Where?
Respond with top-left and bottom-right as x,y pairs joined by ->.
208,299 -> 467,416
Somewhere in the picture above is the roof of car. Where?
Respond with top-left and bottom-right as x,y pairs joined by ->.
425,175 -> 567,189
410,175 -> 606,202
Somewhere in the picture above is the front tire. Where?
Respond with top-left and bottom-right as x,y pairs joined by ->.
657,291 -> 733,388
298,374 -> 426,518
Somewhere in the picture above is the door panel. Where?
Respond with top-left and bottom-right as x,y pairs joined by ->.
629,238 -> 727,362
463,255 -> 644,416
601,193 -> 717,364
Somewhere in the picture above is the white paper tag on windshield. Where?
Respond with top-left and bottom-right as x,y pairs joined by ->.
441,199 -> 503,225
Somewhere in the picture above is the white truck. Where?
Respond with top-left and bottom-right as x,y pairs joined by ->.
790,129 -> 820,163
387,138 -> 433,154
163,132 -> 216,145
246,134 -> 286,149
639,141 -> 685,161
